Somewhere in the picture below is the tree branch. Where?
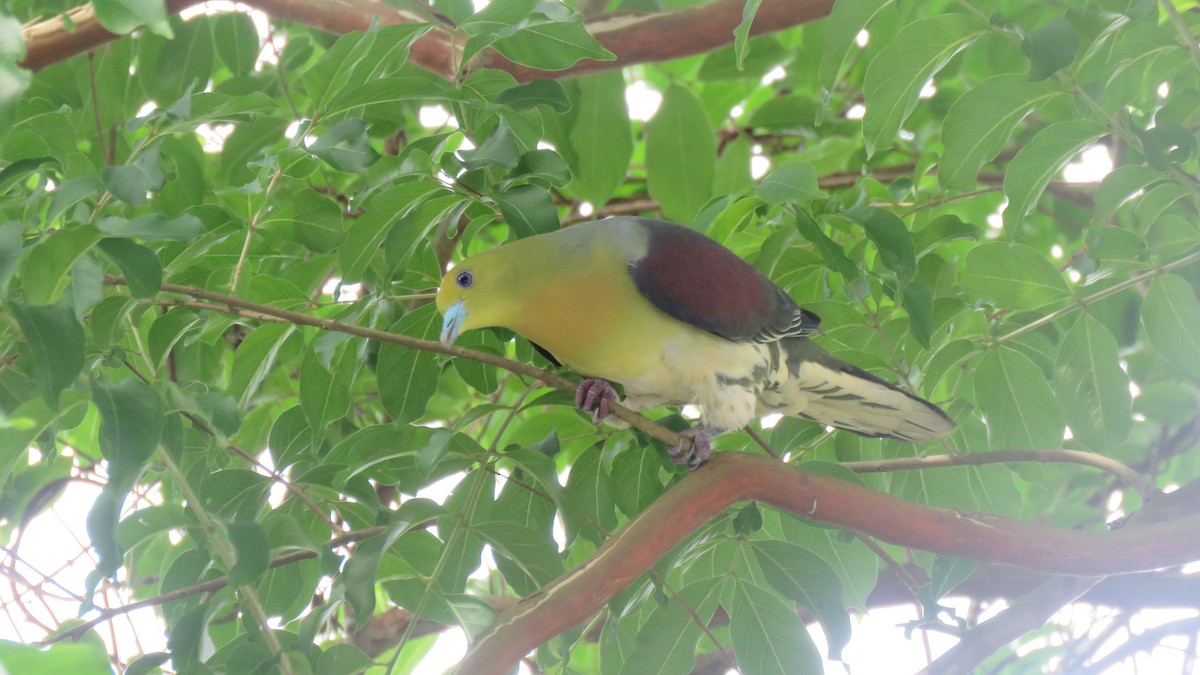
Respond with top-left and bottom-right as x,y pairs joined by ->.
843,449 -> 1158,499
113,276 -> 681,446
455,452 -> 1200,674
21,0 -> 833,81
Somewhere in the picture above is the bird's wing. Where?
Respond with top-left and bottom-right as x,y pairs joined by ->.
625,219 -> 820,344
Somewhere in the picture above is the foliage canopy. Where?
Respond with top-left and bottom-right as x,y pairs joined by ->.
2,0 -> 1200,673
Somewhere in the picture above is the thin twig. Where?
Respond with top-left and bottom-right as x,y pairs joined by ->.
1160,0 -> 1200,76
112,277 -> 682,448
843,449 -> 1157,499
996,249 -> 1200,344
39,525 -> 389,645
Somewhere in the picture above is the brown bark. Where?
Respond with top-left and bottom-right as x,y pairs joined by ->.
455,452 -> 1200,674
20,0 -> 834,81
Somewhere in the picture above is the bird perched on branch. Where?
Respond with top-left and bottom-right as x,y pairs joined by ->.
437,217 -> 954,468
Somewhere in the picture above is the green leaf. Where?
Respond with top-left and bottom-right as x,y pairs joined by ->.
213,12 -> 260,77
308,118 -> 380,172
939,75 -> 1057,192
342,500 -> 447,626
1003,121 -> 1106,234
756,162 -> 823,204
92,0 -> 172,37
230,323 -> 301,407
377,305 -> 441,423
1134,381 -> 1200,426
733,0 -> 762,69
1093,165 -> 1163,226
494,184 -> 559,238
20,225 -> 102,305
569,72 -> 632,206
153,17 -> 213,104
339,181 -> 440,282
10,303 -> 85,408
564,443 -> 616,545
476,520 -> 563,589
1021,18 -> 1080,81
1134,181 -> 1194,227
489,10 -> 614,71
97,238 -> 162,299
299,345 -> 351,436
288,189 -> 345,253
960,242 -> 1071,310
98,214 -> 205,242
844,206 -> 916,282
1142,275 -> 1200,377
101,146 -> 166,206
863,14 -> 986,156
611,445 -> 664,519
646,83 -> 716,223
461,117 -> 520,170
0,221 -> 20,290
268,405 -> 311,468
975,347 -> 1064,451
0,156 -> 59,195
714,135 -> 754,196
751,540 -> 851,660
512,149 -> 570,187
226,521 -> 269,585
820,0 -> 891,89
623,581 -> 720,675
91,379 -> 164,473
316,644 -> 374,675
0,638 -> 113,673
901,282 -> 934,349
794,210 -> 857,279
47,178 -> 104,226
495,79 -> 570,112
1055,314 -> 1131,452
729,580 -> 822,675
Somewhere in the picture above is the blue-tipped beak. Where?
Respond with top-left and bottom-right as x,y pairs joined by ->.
440,300 -> 466,346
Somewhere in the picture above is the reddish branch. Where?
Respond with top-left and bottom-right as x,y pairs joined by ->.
455,452 -> 1200,674
20,0 -> 835,81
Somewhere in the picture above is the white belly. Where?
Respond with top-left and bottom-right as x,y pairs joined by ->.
613,331 -> 774,433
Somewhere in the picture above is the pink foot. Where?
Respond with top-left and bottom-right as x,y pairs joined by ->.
576,379 -> 618,424
668,426 -> 716,470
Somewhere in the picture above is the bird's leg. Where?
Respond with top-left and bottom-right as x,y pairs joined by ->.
668,426 -> 717,470
576,378 -> 619,424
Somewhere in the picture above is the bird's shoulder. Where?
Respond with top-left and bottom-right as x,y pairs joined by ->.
614,218 -> 820,344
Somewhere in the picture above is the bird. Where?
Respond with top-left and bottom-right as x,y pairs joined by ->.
436,216 -> 954,468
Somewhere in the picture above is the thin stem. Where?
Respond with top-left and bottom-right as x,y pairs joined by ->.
155,446 -> 293,675
389,384 -> 537,671
996,249 -> 1200,344
743,425 -> 781,460
843,448 -> 1157,498
40,525 -> 390,646
120,356 -> 342,533
114,277 -> 681,448
231,168 -> 284,296
1160,0 -> 1200,75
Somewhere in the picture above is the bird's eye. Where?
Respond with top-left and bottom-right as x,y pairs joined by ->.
456,271 -> 474,288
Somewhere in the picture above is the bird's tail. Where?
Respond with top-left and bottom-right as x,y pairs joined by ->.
761,339 -> 955,442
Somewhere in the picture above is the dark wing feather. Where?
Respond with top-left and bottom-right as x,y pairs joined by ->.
627,219 -> 819,343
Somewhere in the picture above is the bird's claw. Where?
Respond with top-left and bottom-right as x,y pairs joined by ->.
668,426 -> 715,470
576,379 -> 618,424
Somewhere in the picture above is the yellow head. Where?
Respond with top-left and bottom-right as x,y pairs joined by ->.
436,245 -> 532,346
